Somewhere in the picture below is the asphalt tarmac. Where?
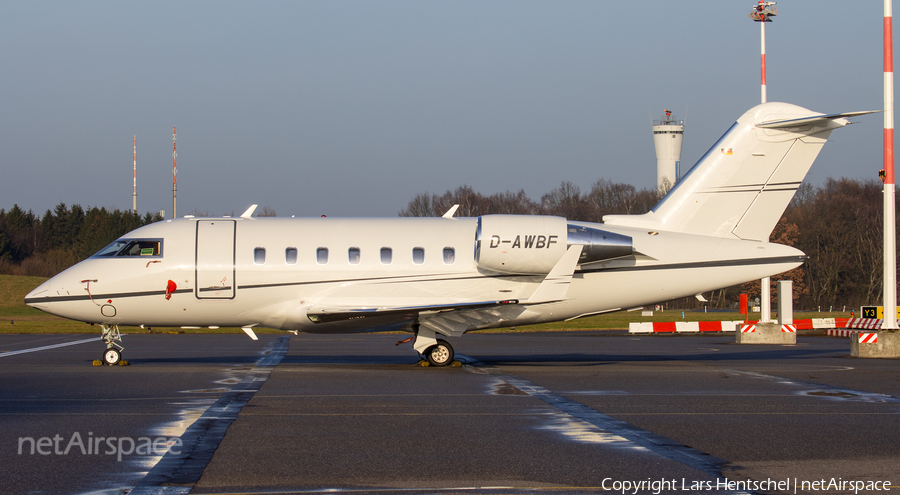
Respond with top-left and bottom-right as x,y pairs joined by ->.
1,331 -> 898,495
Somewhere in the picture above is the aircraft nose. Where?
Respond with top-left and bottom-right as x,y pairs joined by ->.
25,280 -> 52,308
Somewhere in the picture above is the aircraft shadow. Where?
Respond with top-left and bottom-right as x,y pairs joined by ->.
463,347 -> 844,367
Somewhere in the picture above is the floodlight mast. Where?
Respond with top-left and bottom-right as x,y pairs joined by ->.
749,1 -> 776,103
749,0 -> 777,322
884,0 -> 898,330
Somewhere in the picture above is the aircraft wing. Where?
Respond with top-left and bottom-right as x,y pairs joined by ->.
305,299 -> 522,325
305,245 -> 584,333
306,299 -> 535,337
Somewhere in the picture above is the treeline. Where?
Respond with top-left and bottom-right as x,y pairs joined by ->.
0,204 -> 163,277
399,179 -> 663,220
785,179 -> 889,309
401,178 -> 897,310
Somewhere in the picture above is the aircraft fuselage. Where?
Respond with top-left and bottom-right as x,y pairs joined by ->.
25,215 -> 803,334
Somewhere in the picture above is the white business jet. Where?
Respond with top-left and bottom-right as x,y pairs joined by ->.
25,102 -> 873,366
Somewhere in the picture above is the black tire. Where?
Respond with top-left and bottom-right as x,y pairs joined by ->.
103,347 -> 121,366
426,339 -> 454,366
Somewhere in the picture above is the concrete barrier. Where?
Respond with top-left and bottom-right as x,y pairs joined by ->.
850,332 -> 900,358
735,322 -> 797,344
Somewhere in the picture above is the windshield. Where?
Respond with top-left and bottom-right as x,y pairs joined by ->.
91,239 -> 163,258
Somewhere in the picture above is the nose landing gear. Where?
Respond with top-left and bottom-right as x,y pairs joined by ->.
100,324 -> 124,365
103,347 -> 122,366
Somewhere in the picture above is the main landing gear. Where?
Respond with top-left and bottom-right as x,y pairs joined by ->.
411,324 -> 456,366
425,339 -> 455,366
100,324 -> 123,365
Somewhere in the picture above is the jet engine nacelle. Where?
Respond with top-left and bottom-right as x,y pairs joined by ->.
475,215 -> 634,274
476,215 -> 567,274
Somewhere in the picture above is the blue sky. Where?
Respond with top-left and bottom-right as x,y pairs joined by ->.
0,1 -> 886,218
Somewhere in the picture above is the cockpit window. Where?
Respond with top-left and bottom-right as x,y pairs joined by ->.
91,239 -> 163,258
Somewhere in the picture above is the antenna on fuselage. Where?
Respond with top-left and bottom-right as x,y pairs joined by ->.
240,204 -> 258,218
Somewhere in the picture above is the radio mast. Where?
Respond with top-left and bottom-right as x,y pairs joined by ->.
172,126 -> 177,219
132,135 -> 137,214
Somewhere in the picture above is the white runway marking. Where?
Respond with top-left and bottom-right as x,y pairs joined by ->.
0,337 -> 99,358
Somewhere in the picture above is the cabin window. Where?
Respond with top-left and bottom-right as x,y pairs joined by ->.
443,247 -> 455,265
381,247 -> 392,265
285,247 -> 298,265
254,247 -> 266,265
349,247 -> 361,265
316,247 -> 328,265
412,247 -> 425,265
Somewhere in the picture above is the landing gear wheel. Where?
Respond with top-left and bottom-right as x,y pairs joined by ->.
426,339 -> 454,366
103,347 -> 121,366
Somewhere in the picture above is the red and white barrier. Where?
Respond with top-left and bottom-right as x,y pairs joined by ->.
858,333 -> 879,344
846,318 -> 883,330
629,317 -> 861,335
628,320 -> 744,334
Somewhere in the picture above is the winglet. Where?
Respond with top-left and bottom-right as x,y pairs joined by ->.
240,205 -> 258,218
442,205 -> 460,218
525,245 -> 583,304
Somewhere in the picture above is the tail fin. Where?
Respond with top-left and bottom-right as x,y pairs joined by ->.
604,102 -> 875,241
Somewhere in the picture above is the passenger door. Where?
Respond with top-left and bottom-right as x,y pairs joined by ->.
195,220 -> 235,299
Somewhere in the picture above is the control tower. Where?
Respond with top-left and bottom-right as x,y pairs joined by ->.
652,110 -> 685,191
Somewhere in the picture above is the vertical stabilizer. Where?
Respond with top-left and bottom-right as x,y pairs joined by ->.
604,102 -> 872,241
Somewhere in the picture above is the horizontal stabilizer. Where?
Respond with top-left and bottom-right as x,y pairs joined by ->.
757,110 -> 879,129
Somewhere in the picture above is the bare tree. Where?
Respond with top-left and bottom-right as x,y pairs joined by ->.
541,181 -> 585,219
398,192 -> 435,217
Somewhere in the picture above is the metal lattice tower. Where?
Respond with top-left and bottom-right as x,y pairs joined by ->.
172,126 -> 177,219
132,135 -> 137,214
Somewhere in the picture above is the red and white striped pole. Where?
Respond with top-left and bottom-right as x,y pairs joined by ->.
884,0 -> 898,330
759,14 -> 771,321
752,1 -> 773,321
760,13 -> 767,103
